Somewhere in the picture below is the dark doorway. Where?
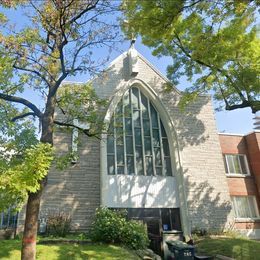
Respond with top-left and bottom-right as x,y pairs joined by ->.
118,208 -> 182,256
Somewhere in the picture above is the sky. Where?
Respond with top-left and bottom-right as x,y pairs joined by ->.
1,5 -> 257,136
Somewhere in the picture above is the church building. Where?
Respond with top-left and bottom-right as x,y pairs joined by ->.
19,45 -> 235,246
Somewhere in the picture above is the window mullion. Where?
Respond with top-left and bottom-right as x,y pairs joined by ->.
114,115 -> 117,175
231,155 -> 236,174
130,89 -> 137,175
157,115 -> 165,176
122,96 -> 127,175
247,196 -> 253,218
138,88 -> 146,176
238,155 -> 243,175
148,100 -> 156,176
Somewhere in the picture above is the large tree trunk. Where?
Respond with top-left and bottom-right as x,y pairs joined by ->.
21,95 -> 55,260
21,184 -> 44,260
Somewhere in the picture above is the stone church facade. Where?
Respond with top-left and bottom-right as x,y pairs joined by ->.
20,46 -> 234,239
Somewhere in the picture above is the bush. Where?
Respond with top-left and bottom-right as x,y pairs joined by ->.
90,208 -> 149,249
0,228 -> 15,240
121,220 -> 150,249
46,212 -> 71,237
90,208 -> 126,243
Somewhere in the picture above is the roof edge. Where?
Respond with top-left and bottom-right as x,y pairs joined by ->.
219,130 -> 260,137
137,52 -> 181,95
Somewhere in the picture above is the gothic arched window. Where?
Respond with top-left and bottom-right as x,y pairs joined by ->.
107,87 -> 172,176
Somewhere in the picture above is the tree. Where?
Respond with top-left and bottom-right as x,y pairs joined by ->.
0,1 -> 119,259
122,0 -> 260,113
0,104 -> 40,211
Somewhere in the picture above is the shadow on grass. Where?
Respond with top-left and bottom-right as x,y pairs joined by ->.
196,237 -> 260,260
55,243 -> 136,260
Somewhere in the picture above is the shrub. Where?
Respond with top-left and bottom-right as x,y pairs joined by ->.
90,207 -> 149,249
192,227 -> 207,237
121,220 -> 150,249
46,212 -> 71,237
1,228 -> 15,240
90,208 -> 126,243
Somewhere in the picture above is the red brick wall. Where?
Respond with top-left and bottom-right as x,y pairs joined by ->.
234,222 -> 260,229
227,178 -> 258,196
245,133 -> 260,196
219,133 -> 260,209
219,134 -> 248,154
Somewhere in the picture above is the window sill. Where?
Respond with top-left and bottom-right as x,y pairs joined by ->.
226,174 -> 251,178
235,218 -> 260,223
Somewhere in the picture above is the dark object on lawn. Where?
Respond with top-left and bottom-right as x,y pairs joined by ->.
186,239 -> 194,246
166,240 -> 195,260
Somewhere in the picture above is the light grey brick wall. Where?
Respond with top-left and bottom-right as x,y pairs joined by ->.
40,131 -> 100,231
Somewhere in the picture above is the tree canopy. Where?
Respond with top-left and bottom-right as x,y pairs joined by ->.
0,0 -> 116,210
0,1 -> 120,259
123,0 -> 260,113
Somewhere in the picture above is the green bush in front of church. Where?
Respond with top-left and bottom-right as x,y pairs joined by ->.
90,207 -> 149,249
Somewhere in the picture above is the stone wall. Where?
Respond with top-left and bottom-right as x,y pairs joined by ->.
39,131 -> 100,231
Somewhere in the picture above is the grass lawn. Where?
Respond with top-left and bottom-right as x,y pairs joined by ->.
0,240 -> 137,260
195,236 -> 260,260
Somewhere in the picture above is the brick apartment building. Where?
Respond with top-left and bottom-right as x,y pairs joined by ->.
219,131 -> 260,238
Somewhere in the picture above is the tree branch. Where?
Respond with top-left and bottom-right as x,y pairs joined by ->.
11,112 -> 36,122
13,64 -> 52,89
226,100 -> 260,114
218,85 -> 260,113
173,32 -> 247,103
66,0 -> 100,26
53,120 -> 98,137
0,93 -> 43,118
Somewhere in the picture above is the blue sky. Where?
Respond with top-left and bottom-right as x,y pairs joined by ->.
1,6 -> 256,135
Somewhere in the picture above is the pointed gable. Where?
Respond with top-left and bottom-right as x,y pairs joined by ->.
92,47 -> 180,100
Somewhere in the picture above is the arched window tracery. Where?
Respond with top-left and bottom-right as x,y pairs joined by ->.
107,86 -> 172,176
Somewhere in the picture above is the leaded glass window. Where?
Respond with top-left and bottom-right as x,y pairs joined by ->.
107,87 -> 173,176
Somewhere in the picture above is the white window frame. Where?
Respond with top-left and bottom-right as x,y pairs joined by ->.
224,154 -> 250,176
231,196 -> 260,220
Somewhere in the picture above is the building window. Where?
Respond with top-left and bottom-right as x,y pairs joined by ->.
107,86 -> 172,176
0,207 -> 18,229
231,196 -> 259,218
224,154 -> 250,175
